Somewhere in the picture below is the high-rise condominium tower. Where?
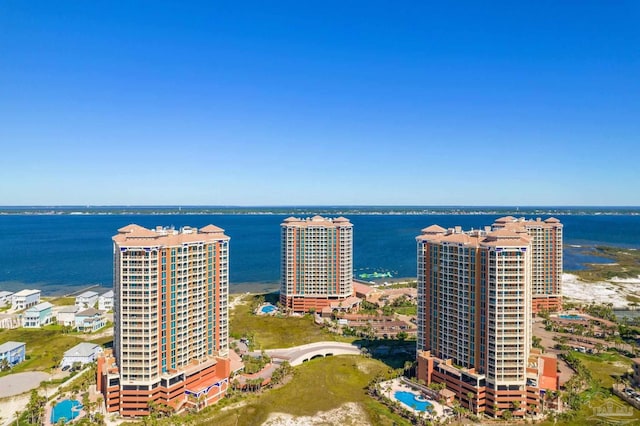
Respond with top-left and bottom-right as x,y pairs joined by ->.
280,216 -> 354,312
416,224 -> 558,418
97,224 -> 230,417
492,217 -> 563,312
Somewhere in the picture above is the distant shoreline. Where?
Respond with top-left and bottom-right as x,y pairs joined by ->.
1,205 -> 640,216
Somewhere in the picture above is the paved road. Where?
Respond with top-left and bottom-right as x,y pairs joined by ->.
0,372 -> 49,399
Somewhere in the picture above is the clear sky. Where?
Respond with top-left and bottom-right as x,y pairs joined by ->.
1,1 -> 638,206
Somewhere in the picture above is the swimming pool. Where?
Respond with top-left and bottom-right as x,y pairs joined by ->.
394,390 -> 432,412
260,304 -> 277,314
51,399 -> 82,424
559,314 -> 584,320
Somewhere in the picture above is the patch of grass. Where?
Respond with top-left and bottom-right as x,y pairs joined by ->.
48,297 -> 76,306
626,294 -> 640,303
571,351 -> 633,387
89,335 -> 113,347
230,295 -> 353,349
539,393 -> 640,425
203,356 -> 407,426
393,306 -> 417,316
0,328 -> 83,376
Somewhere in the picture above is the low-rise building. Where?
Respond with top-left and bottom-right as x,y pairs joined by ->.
12,289 -> 41,310
352,281 -> 376,301
0,341 -> 26,367
57,305 -> 80,326
98,290 -> 114,311
61,342 -> 103,368
23,302 -> 53,328
75,308 -> 106,333
0,291 -> 14,306
75,291 -> 99,309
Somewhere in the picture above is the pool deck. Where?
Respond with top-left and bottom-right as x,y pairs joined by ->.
382,378 -> 446,418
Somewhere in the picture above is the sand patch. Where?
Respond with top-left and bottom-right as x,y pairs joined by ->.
262,402 -> 369,426
562,273 -> 640,308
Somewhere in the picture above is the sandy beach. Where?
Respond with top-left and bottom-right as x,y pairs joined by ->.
562,273 -> 640,308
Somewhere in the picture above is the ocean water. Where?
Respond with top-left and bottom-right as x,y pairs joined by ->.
0,213 -> 639,295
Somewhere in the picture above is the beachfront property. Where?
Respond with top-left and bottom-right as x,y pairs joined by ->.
75,307 -> 106,332
97,224 -> 231,417
280,216 -> 356,312
98,290 -> 114,311
61,342 -> 103,368
75,290 -> 99,309
415,224 -> 558,418
22,301 -> 53,328
11,289 -> 41,310
57,305 -> 80,326
492,217 -> 563,312
0,290 -> 14,306
0,341 -> 26,367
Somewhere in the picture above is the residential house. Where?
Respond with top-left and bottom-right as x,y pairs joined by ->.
0,341 -> 26,367
75,308 -> 106,333
57,305 -> 80,326
0,291 -> 14,306
75,291 -> 99,309
61,342 -> 103,368
23,302 -> 53,328
98,290 -> 114,311
12,289 -> 41,310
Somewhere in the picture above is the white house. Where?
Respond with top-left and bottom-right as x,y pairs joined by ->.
61,342 -> 103,368
12,289 -> 41,310
75,291 -> 99,309
98,290 -> 114,311
57,305 -> 80,326
0,291 -> 14,306
23,302 -> 53,328
75,308 -> 106,333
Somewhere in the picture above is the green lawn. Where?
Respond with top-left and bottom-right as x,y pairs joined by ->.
197,356 -> 409,426
230,296 -> 353,349
393,306 -> 417,316
572,351 -> 633,387
0,327 -> 83,375
47,296 -> 76,306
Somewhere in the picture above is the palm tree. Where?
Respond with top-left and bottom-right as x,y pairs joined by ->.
512,399 -> 521,414
466,391 -> 474,412
96,395 -> 104,414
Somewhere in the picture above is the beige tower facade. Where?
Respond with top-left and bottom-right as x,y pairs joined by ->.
98,224 -> 230,417
492,217 -> 563,312
416,225 -> 532,417
280,216 -> 354,312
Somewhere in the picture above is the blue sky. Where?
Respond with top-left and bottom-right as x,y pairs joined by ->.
1,1 -> 638,206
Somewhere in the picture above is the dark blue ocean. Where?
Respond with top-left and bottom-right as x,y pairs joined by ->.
0,213 -> 639,295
